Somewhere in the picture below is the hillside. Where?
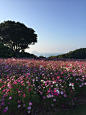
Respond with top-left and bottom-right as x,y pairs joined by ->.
49,48 -> 86,59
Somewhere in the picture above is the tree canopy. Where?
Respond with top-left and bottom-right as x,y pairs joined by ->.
0,20 -> 38,57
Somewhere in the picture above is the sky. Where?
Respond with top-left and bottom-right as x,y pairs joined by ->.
0,0 -> 86,54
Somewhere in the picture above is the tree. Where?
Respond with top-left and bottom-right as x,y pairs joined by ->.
0,20 -> 38,58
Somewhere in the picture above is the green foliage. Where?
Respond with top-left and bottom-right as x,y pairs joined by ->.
48,56 -> 56,58
9,51 -> 16,57
19,52 -> 37,58
48,48 -> 86,59
0,42 -> 11,58
39,55 -> 46,58
0,42 -> 38,58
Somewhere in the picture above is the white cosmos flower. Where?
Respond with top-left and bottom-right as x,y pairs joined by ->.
56,89 -> 60,94
41,80 -> 44,82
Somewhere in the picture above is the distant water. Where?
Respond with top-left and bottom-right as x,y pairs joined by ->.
31,53 -> 63,58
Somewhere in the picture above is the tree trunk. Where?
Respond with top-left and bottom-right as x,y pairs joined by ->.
14,49 -> 19,58
14,44 -> 19,58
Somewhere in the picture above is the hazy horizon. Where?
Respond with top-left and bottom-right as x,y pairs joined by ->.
30,51 -> 63,57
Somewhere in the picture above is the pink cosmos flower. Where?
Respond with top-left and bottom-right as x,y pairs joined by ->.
2,108 -> 7,114
43,96 -> 45,100
20,90 -> 23,93
60,91 -> 64,95
0,79 -> 2,82
51,104 -> 54,106
18,91 -> 21,93
29,102 -> 33,106
79,85 -> 82,87
1,101 -> 5,106
84,82 -> 86,85
7,83 -> 12,88
21,81 -> 24,83
49,88 -> 51,90
50,84 -> 53,87
18,94 -> 21,96
45,83 -> 47,86
2,89 -> 6,92
17,80 -> 21,82
54,92 -> 59,96
23,94 -> 25,97
5,106 -> 8,110
28,88 -> 31,92
13,81 -> 18,84
52,77 -> 54,80
28,111 -> 30,113
47,90 -> 50,93
53,98 -> 56,101
57,76 -> 60,79
18,105 -> 21,108
64,94 -> 67,97
1,84 -> 6,89
27,106 -> 31,110
26,81 -> 29,83
9,96 -> 12,100
18,100 -> 21,103
32,79 -> 35,82
3,93 -> 8,97
71,83 -> 74,86
16,88 -> 19,91
6,89 -> 10,93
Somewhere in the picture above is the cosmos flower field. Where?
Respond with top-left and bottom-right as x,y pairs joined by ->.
0,58 -> 86,115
